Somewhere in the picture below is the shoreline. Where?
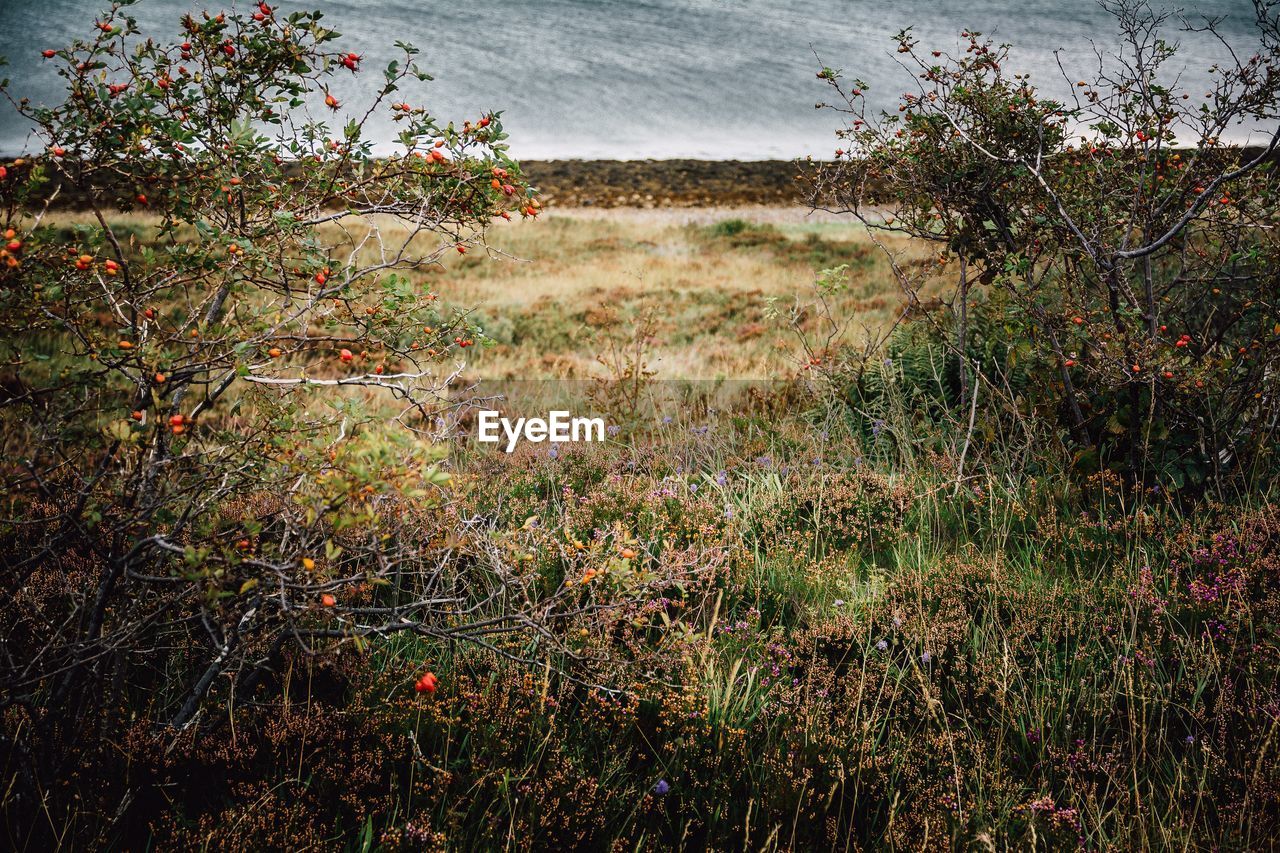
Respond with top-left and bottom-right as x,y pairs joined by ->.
537,204 -> 852,225
1,156 -> 812,211
522,159 -> 806,208
9,147 -> 1275,212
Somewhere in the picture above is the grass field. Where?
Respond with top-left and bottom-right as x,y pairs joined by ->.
7,0 -> 1280,846
9,206 -> 1279,851
418,208 -> 913,381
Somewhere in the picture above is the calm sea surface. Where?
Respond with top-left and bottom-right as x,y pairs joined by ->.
0,0 -> 1264,158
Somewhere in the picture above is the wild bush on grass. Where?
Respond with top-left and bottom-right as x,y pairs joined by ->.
0,1 -> 575,843
809,0 -> 1280,490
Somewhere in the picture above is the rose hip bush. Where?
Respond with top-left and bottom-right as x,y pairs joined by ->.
0,1 -> 569,837
809,0 -> 1280,490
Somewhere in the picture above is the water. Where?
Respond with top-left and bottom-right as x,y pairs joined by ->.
0,0 -> 1266,159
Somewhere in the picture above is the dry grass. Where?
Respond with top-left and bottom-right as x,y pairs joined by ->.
42,206 -> 927,381
432,208 -> 921,380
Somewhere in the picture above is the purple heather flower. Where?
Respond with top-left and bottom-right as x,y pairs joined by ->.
1185,735 -> 1195,744
548,446 -> 559,459
920,651 -> 931,664
876,640 -> 888,652
715,470 -> 728,486
607,424 -> 621,437
652,779 -> 670,796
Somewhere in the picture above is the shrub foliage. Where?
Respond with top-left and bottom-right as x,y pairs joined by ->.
809,0 -> 1280,490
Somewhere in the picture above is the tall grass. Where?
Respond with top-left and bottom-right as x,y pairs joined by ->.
5,211 -> 1277,850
